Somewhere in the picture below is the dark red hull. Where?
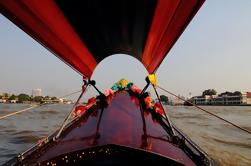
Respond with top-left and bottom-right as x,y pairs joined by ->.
4,91 -> 215,166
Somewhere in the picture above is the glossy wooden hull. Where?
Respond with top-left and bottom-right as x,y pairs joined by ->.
5,91 -> 216,166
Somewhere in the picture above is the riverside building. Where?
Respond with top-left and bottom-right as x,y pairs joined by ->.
192,92 -> 251,105
32,89 -> 42,97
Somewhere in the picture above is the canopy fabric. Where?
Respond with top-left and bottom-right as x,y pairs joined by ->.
0,0 -> 204,78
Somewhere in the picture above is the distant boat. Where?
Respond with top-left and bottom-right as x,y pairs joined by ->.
0,0 -> 216,165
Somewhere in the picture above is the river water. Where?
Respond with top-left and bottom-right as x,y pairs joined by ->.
166,105 -> 251,166
0,104 -> 250,165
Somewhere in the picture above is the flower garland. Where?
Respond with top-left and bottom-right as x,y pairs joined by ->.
73,79 -> 165,118
104,79 -> 165,116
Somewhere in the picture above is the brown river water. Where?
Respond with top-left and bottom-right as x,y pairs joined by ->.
0,104 -> 250,165
167,105 -> 251,166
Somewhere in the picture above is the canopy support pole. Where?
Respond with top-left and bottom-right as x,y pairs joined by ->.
55,81 -> 88,139
153,86 -> 176,136
142,74 -> 176,136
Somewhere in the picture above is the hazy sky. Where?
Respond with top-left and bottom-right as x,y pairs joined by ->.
0,0 -> 251,100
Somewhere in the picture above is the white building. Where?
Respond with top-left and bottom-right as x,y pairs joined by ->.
0,99 -> 7,103
32,89 -> 42,97
10,100 -> 17,103
242,92 -> 251,104
193,92 -> 251,105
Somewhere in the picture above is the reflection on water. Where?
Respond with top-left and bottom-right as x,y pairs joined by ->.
0,104 -> 251,165
166,105 -> 251,166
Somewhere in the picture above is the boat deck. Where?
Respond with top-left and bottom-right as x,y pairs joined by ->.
17,91 -> 196,165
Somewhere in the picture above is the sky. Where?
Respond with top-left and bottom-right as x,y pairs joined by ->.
0,0 -> 251,100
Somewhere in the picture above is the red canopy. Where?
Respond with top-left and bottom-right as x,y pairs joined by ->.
0,0 -> 204,78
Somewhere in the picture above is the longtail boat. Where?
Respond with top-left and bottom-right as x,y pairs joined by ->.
0,0 -> 217,165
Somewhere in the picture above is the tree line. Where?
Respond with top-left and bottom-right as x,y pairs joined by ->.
201,89 -> 242,97
0,93 -> 58,103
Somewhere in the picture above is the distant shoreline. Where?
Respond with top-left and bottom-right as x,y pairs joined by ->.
183,104 -> 251,106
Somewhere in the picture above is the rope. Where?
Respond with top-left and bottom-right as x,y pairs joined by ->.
56,85 -> 89,139
0,90 -> 82,121
59,90 -> 82,98
0,105 -> 39,120
156,85 -> 251,135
